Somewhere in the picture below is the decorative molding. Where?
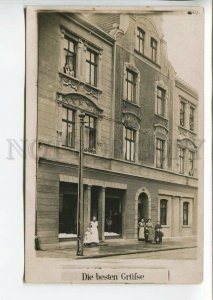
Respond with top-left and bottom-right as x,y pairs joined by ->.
56,92 -> 103,117
154,124 -> 168,138
178,126 -> 197,142
123,112 -> 140,129
177,137 -> 197,150
59,72 -> 102,101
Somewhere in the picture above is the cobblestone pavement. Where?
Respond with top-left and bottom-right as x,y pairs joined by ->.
37,237 -> 197,260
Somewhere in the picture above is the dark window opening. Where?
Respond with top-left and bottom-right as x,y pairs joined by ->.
84,114 -> 96,153
86,49 -> 97,86
124,127 -> 136,162
160,199 -> 168,225
62,107 -> 75,148
63,36 -> 76,77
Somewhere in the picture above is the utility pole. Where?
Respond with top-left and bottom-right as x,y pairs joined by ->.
77,111 -> 85,256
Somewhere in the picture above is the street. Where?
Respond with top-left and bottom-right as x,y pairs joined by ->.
103,247 -> 197,260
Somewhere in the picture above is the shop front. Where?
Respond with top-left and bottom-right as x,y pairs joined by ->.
58,180 -> 126,242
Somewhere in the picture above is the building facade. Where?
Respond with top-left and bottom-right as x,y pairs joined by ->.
36,13 -> 199,250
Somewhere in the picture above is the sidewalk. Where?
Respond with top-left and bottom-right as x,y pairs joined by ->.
37,237 -> 197,259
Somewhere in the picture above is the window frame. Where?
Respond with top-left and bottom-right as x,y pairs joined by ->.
189,106 -> 195,131
156,87 -> 166,117
124,127 -> 136,162
180,101 -> 186,127
183,202 -> 189,225
189,150 -> 194,175
156,138 -> 165,169
125,69 -> 137,103
62,107 -> 75,148
151,37 -> 158,62
179,147 -> 185,174
63,35 -> 77,77
136,27 -> 145,54
84,114 -> 96,153
86,48 -> 98,87
160,199 -> 168,225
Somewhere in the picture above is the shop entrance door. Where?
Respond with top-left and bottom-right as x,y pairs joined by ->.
105,197 -> 122,238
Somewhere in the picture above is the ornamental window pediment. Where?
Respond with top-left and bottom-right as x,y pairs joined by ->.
122,112 -> 140,130
57,92 -> 103,117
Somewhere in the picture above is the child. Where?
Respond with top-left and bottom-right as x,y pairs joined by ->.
144,225 -> 149,243
155,228 -> 164,244
83,225 -> 92,247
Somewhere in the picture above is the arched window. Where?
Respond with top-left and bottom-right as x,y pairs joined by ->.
183,202 -> 189,225
160,199 -> 168,225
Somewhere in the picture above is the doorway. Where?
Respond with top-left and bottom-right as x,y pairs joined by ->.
138,192 -> 149,222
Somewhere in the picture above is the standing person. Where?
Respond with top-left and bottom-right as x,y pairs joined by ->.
146,219 -> 154,243
154,221 -> 162,242
138,218 -> 145,241
90,216 -> 99,246
83,224 -> 92,247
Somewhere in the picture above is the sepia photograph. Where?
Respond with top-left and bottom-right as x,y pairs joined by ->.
24,6 -> 204,284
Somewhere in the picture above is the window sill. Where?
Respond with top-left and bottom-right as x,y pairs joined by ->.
154,113 -> 169,122
123,99 -> 141,108
182,225 -> 191,228
178,126 -> 197,136
134,49 -> 161,68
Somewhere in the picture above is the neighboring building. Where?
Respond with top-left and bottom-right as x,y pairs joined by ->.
36,12 -> 199,250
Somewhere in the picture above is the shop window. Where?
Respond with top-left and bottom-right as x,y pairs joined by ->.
63,35 -> 76,77
151,37 -> 157,62
125,69 -> 137,103
180,101 -> 185,127
160,199 -> 168,225
86,49 -> 97,86
124,127 -> 136,162
62,107 -> 75,148
136,27 -> 145,54
156,138 -> 165,169
156,87 -> 166,117
179,147 -> 185,174
84,114 -> 96,153
183,202 -> 189,225
59,194 -> 77,235
189,106 -> 195,131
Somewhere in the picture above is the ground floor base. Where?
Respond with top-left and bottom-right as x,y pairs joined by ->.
36,160 -> 198,250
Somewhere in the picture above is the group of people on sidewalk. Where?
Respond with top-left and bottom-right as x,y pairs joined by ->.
138,218 -> 164,244
83,216 -> 164,248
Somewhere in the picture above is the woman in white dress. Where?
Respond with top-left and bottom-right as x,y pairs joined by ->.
90,216 -> 99,246
138,218 -> 145,241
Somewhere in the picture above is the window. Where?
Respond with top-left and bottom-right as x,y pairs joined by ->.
183,202 -> 189,225
189,106 -> 195,131
84,114 -> 96,153
151,38 -> 157,62
62,107 -> 75,148
157,87 -> 166,117
63,36 -> 76,77
189,151 -> 194,176
136,28 -> 145,54
180,101 -> 185,127
86,49 -> 97,86
156,138 -> 165,168
160,199 -> 168,225
124,127 -> 136,161
126,69 -> 136,102
179,147 -> 185,174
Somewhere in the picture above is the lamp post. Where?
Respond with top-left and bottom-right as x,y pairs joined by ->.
77,111 -> 85,256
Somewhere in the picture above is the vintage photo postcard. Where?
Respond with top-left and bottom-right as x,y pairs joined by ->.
25,6 -> 204,284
